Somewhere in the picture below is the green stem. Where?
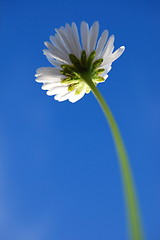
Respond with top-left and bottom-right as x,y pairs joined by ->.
84,76 -> 144,240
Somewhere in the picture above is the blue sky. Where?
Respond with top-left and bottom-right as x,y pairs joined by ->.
1,0 -> 160,239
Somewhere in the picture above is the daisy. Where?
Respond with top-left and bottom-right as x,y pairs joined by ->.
35,21 -> 144,240
35,21 -> 125,103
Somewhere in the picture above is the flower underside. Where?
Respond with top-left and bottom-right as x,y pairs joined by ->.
35,21 -> 125,103
61,50 -> 105,95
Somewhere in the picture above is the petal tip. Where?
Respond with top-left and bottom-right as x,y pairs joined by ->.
44,41 -> 48,47
120,46 -> 125,51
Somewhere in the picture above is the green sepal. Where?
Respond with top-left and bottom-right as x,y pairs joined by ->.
75,83 -> 85,95
61,64 -> 77,72
68,83 -> 79,91
69,54 -> 82,71
85,85 -> 91,94
61,69 -> 80,79
93,68 -> 105,75
81,50 -> 87,68
61,78 -> 79,84
87,51 -> 96,69
94,76 -> 105,82
92,59 -> 103,70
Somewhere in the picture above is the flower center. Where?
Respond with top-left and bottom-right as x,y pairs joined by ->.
60,51 -> 105,95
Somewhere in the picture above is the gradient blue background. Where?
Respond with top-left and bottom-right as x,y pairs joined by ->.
1,0 -> 160,239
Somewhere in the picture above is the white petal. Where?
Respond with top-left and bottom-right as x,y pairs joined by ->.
71,23 -> 82,58
49,35 -> 59,48
46,86 -> 68,96
38,75 -> 62,80
80,22 -> 90,55
42,82 -> 62,90
89,21 -> 99,53
43,48 -> 69,64
69,90 -> 85,103
101,65 -> 112,75
45,41 -> 60,53
44,42 -> 67,59
95,30 -> 108,59
45,54 -> 63,68
65,23 -> 79,57
102,46 -> 125,67
101,68 -> 109,79
50,35 -> 70,57
101,35 -> 115,60
36,72 -> 62,79
54,91 -> 72,102
55,27 -> 74,54
36,77 -> 62,83
35,67 -> 64,83
36,67 -> 61,76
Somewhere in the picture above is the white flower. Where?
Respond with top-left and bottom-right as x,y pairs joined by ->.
35,21 -> 125,103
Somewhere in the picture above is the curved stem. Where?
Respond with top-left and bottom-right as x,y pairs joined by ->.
85,77 -> 144,240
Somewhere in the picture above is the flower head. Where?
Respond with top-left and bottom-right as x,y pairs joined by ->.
35,21 -> 125,103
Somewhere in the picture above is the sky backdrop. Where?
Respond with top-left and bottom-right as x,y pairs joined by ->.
1,0 -> 160,239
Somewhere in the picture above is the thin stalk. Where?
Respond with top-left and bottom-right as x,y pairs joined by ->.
84,76 -> 144,240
